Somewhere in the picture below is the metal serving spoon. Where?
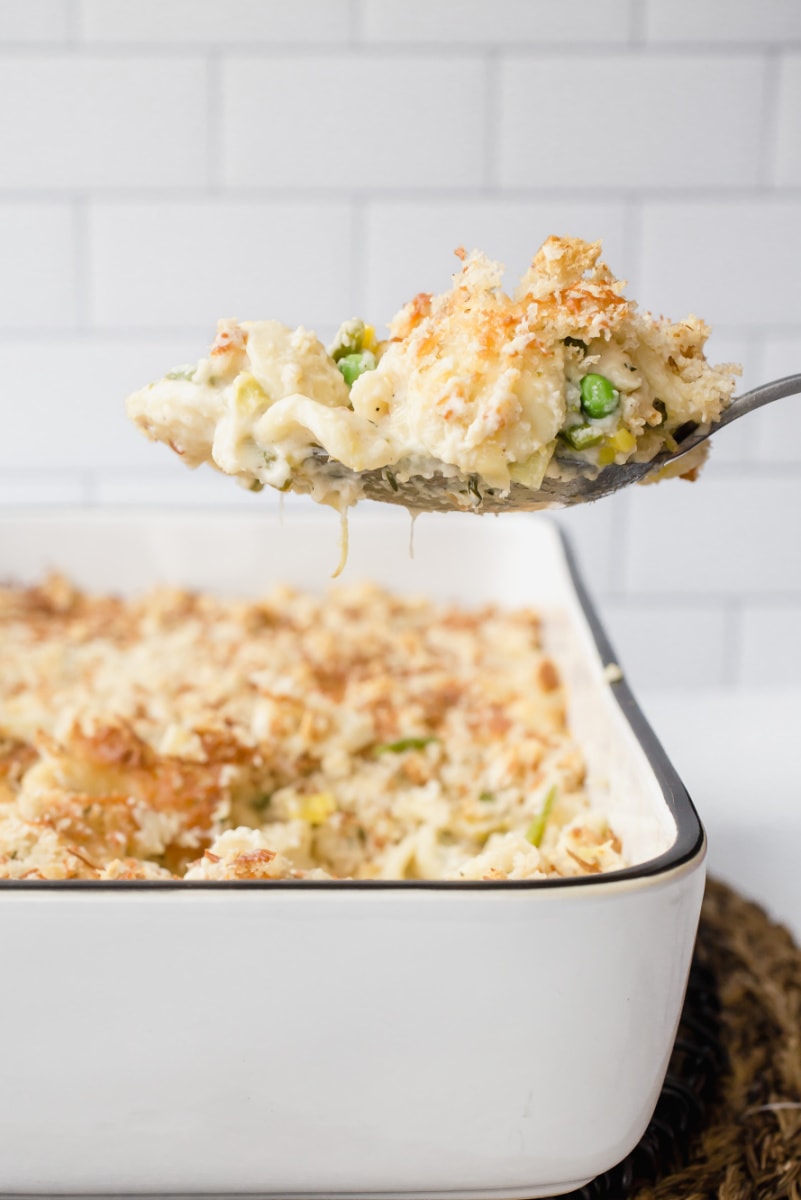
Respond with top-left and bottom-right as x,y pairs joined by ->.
307,373 -> 801,513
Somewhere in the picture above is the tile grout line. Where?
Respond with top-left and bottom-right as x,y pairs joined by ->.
628,0 -> 646,46
82,470 -> 97,506
71,195 -> 91,330
756,48 -> 783,186
348,195 -> 365,316
205,51 -> 221,191
63,0 -> 80,46
606,491 -> 634,599
743,331 -> 767,460
348,0 -> 362,45
482,51 -> 500,188
573,591 -> 801,609
0,43 -> 798,58
3,186 -> 801,203
623,193 -> 643,286
721,600 -> 743,687
739,328 -> 768,463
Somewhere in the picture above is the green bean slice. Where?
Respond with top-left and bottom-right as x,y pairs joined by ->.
560,423 -> 604,451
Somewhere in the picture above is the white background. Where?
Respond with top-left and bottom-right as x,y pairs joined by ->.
0,0 -> 799,697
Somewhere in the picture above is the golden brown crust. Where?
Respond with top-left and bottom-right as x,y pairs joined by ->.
0,576 -> 624,883
517,237 -> 631,342
127,235 -> 739,507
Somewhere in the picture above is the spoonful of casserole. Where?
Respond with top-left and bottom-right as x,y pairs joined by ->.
126,236 -> 797,514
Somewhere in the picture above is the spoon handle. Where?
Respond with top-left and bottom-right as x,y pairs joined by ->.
716,373 -> 801,429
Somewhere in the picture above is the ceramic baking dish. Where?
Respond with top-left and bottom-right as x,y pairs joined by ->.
0,508 -> 705,1199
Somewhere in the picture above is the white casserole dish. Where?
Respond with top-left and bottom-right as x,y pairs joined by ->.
0,508 -> 705,1199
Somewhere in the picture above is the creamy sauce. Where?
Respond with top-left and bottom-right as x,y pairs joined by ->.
408,509 -> 419,560
332,511 -> 349,579
126,238 -> 739,514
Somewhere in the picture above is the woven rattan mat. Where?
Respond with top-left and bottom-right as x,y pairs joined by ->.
566,878 -> 801,1200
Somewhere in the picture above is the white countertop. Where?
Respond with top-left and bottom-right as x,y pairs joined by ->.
639,687 -> 800,942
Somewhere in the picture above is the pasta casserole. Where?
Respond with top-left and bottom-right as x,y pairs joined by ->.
0,575 -> 624,882
127,235 -> 739,512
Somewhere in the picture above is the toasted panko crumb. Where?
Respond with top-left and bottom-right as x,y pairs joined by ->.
0,575 -> 625,882
126,236 -> 740,511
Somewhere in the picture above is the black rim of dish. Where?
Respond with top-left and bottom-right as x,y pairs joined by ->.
0,521 -> 704,891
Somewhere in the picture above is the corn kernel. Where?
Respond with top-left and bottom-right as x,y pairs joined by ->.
361,324 -> 377,353
233,374 -> 269,416
598,427 -> 636,465
611,428 -> 636,453
298,792 -> 337,824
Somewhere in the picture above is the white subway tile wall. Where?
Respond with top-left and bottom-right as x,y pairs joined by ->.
599,601 -> 735,692
0,204 -> 77,329
363,200 -> 631,323
0,0 -> 70,42
775,54 -> 801,187
220,56 -> 486,189
0,338 -> 217,470
754,337 -> 801,464
0,57 -> 208,189
0,1 -> 798,689
88,201 -> 353,330
739,603 -> 801,684
638,201 -> 801,326
642,0 -> 801,43
498,55 -> 766,190
78,1 -> 353,45
361,0 -> 632,46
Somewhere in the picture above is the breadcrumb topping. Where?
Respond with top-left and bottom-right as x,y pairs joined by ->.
126,235 -> 739,509
0,576 -> 625,883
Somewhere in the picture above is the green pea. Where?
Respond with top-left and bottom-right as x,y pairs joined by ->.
337,350 -> 376,386
580,373 -> 620,419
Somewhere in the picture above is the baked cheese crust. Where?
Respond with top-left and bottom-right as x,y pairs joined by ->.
127,236 -> 739,510
0,576 -> 623,882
